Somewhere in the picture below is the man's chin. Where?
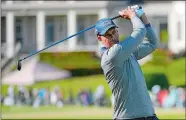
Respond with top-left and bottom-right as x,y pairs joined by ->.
113,40 -> 119,44
111,39 -> 119,43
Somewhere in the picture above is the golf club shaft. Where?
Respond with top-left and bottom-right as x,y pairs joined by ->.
19,15 -> 121,61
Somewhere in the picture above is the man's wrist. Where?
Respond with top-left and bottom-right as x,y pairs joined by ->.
140,14 -> 150,25
131,16 -> 145,29
145,23 -> 151,27
129,14 -> 137,20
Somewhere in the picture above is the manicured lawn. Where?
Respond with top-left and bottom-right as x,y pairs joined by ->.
1,105 -> 185,119
141,58 -> 185,87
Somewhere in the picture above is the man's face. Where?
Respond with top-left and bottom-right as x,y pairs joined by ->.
98,27 -> 119,48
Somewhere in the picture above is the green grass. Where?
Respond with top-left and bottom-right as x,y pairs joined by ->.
1,105 -> 185,119
166,58 -> 185,86
141,58 -> 185,87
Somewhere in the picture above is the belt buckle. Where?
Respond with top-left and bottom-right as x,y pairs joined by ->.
142,117 -> 147,120
137,117 -> 147,120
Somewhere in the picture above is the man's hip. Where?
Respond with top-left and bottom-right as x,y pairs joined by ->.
114,115 -> 159,120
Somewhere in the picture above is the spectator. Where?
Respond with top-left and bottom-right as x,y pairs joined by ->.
44,87 -> 50,106
157,88 -> 169,107
38,88 -> 45,105
7,85 -> 15,105
0,94 -> 2,103
32,88 -> 38,102
67,88 -> 74,105
8,85 -> 14,98
94,85 -> 105,107
76,88 -> 84,106
87,88 -> 93,105
4,94 -> 14,106
50,88 -> 57,105
60,88 -> 65,103
32,88 -> 40,108
163,85 -> 177,108
27,88 -> 33,106
18,85 -> 26,105
151,85 -> 161,107
81,89 -> 89,106
175,87 -> 185,108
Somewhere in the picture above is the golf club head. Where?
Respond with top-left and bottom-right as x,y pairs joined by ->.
17,60 -> 22,71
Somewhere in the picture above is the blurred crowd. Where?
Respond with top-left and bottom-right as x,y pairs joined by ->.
149,85 -> 185,108
1,84 -> 185,109
1,85 -> 108,108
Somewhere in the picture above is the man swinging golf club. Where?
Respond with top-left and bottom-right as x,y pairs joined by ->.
95,5 -> 159,120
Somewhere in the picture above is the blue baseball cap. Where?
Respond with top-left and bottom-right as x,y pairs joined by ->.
95,18 -> 118,35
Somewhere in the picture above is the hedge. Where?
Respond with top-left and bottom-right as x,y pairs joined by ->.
39,52 -> 103,76
39,52 -> 101,70
144,72 -> 169,90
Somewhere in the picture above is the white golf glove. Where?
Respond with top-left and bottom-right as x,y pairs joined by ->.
131,5 -> 144,18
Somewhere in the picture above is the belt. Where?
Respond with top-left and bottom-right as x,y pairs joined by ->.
115,115 -> 158,120
133,116 -> 157,120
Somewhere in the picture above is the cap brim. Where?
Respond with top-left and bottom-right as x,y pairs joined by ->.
100,25 -> 118,35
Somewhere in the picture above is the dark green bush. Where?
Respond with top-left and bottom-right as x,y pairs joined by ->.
70,68 -> 103,76
39,52 -> 101,69
39,52 -> 102,77
144,72 -> 169,90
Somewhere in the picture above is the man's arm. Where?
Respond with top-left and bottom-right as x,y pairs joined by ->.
116,16 -> 146,61
107,8 -> 146,61
133,14 -> 159,60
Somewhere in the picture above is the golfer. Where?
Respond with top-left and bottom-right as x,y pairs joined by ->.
95,6 -> 159,120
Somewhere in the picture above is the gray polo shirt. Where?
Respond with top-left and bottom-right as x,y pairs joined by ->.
100,16 -> 159,119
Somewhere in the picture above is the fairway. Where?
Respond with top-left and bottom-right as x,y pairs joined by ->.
2,105 -> 185,119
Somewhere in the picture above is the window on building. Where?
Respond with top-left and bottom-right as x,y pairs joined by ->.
1,17 -> 6,44
45,16 -> 67,46
77,15 -> 98,46
177,21 -> 181,40
159,23 -> 168,44
46,17 -> 54,45
77,16 -> 85,45
15,18 -> 23,45
1,17 -> 6,59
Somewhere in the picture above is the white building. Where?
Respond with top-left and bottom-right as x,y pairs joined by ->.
142,1 -> 185,54
1,1 -> 128,57
1,1 -> 185,67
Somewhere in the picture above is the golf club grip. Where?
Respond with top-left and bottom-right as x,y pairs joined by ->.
111,15 -> 121,20
111,6 -> 142,20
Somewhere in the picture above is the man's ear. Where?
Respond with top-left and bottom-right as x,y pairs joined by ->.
97,35 -> 102,41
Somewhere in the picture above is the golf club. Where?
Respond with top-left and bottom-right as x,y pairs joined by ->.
17,6 -> 142,71
17,15 -> 121,71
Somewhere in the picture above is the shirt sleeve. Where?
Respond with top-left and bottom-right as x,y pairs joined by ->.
117,16 -> 146,61
133,25 -> 159,60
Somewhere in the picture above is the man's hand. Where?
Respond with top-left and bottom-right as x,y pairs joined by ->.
119,7 -> 136,20
131,5 -> 145,18
130,5 -> 150,25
